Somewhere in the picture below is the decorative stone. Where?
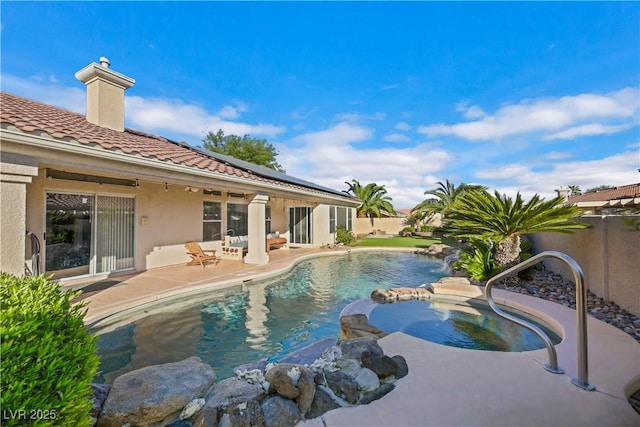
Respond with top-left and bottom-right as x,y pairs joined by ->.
261,396 -> 301,427
305,386 -> 341,419
295,366 -> 316,416
315,371 -> 359,404
227,400 -> 264,427
394,287 -> 419,301
339,337 -> 384,359
265,363 -> 302,399
192,407 -> 218,427
340,314 -> 387,339
355,367 -> 380,391
97,357 -> 215,427
361,351 -> 398,378
166,420 -> 193,427
391,355 -> 409,379
90,383 -> 111,419
335,358 -> 362,378
371,289 -> 398,303
180,398 -> 205,420
358,383 -> 395,405
200,377 -> 266,412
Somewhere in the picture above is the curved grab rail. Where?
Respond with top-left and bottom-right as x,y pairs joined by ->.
485,250 -> 595,391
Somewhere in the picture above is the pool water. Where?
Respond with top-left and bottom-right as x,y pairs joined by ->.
93,252 -> 448,383
369,299 -> 561,352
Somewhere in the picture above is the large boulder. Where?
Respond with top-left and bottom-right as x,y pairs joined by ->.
315,371 -> 359,405
305,386 -> 341,419
339,338 -> 384,359
97,357 -> 215,427
340,314 -> 387,339
361,351 -> 398,378
261,396 -> 301,427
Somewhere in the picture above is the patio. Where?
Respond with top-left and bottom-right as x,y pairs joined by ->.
72,248 -> 640,426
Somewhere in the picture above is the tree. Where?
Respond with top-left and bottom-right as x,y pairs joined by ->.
413,179 -> 486,220
203,129 -> 285,172
585,184 -> 615,193
345,179 -> 397,220
445,190 -> 588,267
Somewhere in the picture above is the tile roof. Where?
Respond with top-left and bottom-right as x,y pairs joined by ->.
568,183 -> 640,203
0,92 -> 352,200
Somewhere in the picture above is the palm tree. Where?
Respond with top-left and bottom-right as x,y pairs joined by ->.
445,190 -> 588,267
413,179 -> 486,220
345,180 -> 397,221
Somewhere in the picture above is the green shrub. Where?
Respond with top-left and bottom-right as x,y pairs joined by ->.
0,274 -> 99,427
336,226 -> 356,246
455,240 -> 502,281
419,225 -> 437,233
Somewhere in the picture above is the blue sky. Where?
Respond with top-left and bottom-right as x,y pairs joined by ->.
2,2 -> 639,208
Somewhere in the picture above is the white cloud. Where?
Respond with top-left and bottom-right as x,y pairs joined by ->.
380,84 -> 399,91
419,88 -> 640,141
281,121 -> 454,207
291,106 -> 318,120
544,123 -> 634,140
476,150 -> 640,200
1,73 -> 285,138
292,122 -> 373,146
334,112 -> 386,122
383,133 -> 411,143
394,121 -> 411,131
126,96 -> 284,137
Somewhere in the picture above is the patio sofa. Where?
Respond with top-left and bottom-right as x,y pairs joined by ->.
221,233 -> 288,259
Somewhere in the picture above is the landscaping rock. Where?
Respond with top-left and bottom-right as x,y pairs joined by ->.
316,371 -> 359,404
305,386 -> 341,419
335,358 -> 361,378
166,420 -> 193,427
391,355 -> 409,379
200,377 -> 266,412
358,383 -> 396,405
227,400 -> 264,427
295,366 -> 316,416
339,337 -> 384,359
340,314 -> 387,339
180,398 -> 205,420
90,383 -> 111,420
355,367 -> 380,391
361,351 -> 398,378
97,357 -> 215,427
261,396 -> 301,427
265,363 -> 303,399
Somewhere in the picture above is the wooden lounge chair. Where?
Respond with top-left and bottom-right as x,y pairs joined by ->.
184,242 -> 218,268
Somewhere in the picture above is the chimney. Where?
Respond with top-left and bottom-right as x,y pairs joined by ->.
75,57 -> 135,132
555,187 -> 570,203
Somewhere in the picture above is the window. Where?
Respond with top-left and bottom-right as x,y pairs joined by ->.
227,203 -> 248,236
265,205 -> 272,233
329,206 -> 352,233
203,201 -> 222,241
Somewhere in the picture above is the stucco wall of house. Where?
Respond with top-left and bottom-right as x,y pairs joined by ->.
1,157 -> 39,276
529,216 -> 640,316
354,217 -> 410,236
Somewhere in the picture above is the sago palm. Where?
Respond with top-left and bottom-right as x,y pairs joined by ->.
345,179 -> 397,220
445,190 -> 588,267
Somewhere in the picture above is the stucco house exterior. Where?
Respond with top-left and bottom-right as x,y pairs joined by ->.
0,58 -> 359,280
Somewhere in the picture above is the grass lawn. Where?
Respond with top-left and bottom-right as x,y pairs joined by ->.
354,235 -> 456,248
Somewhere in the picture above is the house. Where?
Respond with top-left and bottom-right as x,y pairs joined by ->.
556,183 -> 640,215
0,58 -> 359,280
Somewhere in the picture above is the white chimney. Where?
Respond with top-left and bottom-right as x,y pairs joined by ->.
555,187 -> 570,203
75,57 -> 135,132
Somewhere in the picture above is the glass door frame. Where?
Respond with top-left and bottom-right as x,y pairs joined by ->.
44,190 -> 136,280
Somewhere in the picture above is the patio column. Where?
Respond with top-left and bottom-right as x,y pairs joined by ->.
244,193 -> 269,265
0,155 -> 38,276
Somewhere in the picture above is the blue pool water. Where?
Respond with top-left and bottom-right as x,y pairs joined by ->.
92,251 -> 560,384
93,252 -> 448,382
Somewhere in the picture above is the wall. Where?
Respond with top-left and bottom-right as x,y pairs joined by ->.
354,217 -> 409,236
529,215 -> 640,316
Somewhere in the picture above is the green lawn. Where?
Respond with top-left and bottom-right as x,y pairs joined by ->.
354,235 -> 456,248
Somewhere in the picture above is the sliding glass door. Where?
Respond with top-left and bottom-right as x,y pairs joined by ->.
289,207 -> 313,245
46,192 -> 134,279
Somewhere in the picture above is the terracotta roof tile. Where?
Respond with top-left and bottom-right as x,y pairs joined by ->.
1,92 -> 354,201
568,183 -> 640,203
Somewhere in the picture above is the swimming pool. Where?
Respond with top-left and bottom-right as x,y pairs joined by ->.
92,252 -> 448,383
368,298 -> 561,352
91,251 -> 559,384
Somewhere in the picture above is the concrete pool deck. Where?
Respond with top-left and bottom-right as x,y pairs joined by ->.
71,247 -> 640,426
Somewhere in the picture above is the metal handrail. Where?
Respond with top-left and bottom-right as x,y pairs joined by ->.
485,250 -> 595,391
